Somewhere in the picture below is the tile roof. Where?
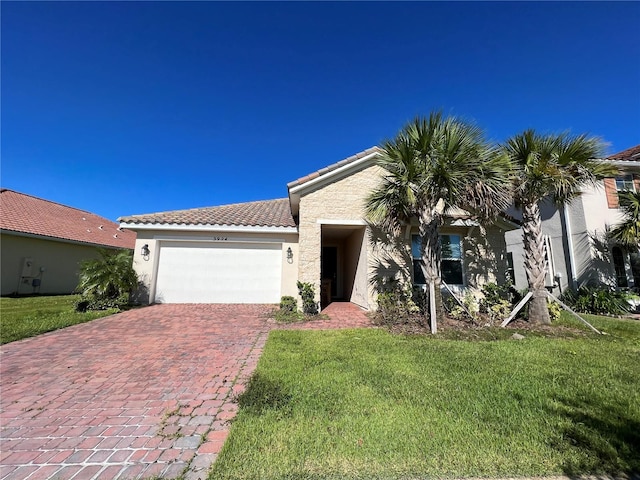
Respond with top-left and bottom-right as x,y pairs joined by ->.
0,189 -> 136,249
118,198 -> 296,228
606,144 -> 640,162
287,146 -> 382,190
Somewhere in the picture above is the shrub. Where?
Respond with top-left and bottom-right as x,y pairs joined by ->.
442,289 -> 481,322
547,300 -> 562,322
279,296 -> 297,313
375,279 -> 420,325
561,286 -> 630,316
275,296 -> 303,323
296,281 -> 318,315
76,249 -> 137,310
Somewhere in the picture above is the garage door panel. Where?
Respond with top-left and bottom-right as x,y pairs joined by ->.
154,242 -> 282,303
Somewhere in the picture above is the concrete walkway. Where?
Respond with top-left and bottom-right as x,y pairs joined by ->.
0,302 -> 375,480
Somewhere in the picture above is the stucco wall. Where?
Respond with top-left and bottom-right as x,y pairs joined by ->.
1,233 -> 107,296
458,225 -> 511,289
297,164 -> 387,308
506,183 -> 625,293
130,230 -> 299,304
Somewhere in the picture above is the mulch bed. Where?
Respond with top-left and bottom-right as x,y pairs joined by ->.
374,312 -> 590,339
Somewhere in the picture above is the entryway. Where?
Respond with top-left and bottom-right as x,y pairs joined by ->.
320,224 -> 368,310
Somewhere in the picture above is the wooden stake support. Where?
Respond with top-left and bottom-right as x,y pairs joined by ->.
501,291 -> 532,327
501,290 -> 603,335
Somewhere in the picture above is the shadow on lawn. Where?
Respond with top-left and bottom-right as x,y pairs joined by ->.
547,395 -> 640,475
236,371 -> 293,417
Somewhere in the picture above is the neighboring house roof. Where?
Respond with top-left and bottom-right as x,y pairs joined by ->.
119,198 -> 296,228
0,189 -> 136,249
606,144 -> 640,162
287,146 -> 382,190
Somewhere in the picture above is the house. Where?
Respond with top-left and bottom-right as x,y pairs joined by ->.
506,144 -> 640,294
0,189 -> 137,296
119,147 -> 518,309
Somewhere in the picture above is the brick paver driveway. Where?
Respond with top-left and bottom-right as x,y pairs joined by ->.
0,304 -> 274,480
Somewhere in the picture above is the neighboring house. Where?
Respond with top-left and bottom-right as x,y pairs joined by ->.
120,148 -> 518,309
506,144 -> 640,294
0,189 -> 136,296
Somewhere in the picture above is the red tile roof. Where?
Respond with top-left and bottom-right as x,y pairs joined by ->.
606,144 -> 640,162
0,189 -> 136,249
119,198 -> 296,228
287,146 -> 382,190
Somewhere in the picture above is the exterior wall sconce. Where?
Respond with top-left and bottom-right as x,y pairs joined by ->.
141,244 -> 151,260
286,247 -> 293,264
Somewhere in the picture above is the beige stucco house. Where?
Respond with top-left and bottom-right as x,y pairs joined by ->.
120,148 -> 518,309
1,189 -> 136,296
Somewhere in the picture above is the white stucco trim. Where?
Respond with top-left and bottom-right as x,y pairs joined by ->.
119,223 -> 298,234
316,219 -> 368,226
288,151 -> 380,195
607,161 -> 640,168
152,235 -> 288,244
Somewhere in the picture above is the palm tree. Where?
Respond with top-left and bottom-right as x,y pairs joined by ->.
610,190 -> 640,248
77,248 -> 138,304
503,130 -> 613,324
366,112 -> 512,332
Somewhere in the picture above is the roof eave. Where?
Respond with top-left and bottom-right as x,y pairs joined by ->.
119,223 -> 298,234
1,229 -> 135,249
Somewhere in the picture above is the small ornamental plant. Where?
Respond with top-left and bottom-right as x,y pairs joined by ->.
297,281 -> 318,315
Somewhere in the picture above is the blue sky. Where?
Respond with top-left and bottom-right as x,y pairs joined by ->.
2,1 -> 639,222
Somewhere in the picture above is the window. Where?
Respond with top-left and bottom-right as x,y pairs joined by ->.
506,252 -> 515,283
612,246 -> 628,288
615,175 -> 635,192
412,234 -> 463,285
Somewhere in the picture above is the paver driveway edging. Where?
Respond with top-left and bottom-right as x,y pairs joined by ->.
0,304 -> 273,480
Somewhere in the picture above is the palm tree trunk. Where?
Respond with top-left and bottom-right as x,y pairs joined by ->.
418,207 -> 444,332
522,201 -> 551,325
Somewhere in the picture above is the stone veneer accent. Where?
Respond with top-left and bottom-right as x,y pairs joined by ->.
297,165 -> 387,307
296,162 -> 512,308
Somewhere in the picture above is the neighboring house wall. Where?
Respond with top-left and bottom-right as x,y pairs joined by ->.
131,229 -> 299,304
1,233 -> 104,296
506,173 -> 640,294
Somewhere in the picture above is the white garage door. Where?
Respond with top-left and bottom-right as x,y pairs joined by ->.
154,241 -> 282,303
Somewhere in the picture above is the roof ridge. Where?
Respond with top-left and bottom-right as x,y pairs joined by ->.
120,197 -> 289,219
0,188 -> 98,216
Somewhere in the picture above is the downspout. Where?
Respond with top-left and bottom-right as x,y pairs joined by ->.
563,205 -> 578,289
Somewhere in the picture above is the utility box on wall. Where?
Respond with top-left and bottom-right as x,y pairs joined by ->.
21,257 -> 33,278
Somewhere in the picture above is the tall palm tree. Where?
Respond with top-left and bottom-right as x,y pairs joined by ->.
610,190 -> 640,248
366,112 -> 512,332
503,130 -> 613,324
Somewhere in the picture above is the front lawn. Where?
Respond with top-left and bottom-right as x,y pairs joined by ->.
0,295 -> 118,344
211,313 -> 640,479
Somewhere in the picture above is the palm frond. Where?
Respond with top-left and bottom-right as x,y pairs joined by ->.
610,191 -> 640,247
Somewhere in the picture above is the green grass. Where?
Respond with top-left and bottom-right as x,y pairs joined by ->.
211,314 -> 640,479
0,295 -> 118,344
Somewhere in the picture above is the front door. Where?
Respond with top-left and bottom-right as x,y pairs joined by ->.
321,246 -> 338,298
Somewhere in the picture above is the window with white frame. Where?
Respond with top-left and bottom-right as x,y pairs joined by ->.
615,174 -> 635,192
412,234 -> 463,285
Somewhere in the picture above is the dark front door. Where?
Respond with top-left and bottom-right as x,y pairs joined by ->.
321,246 -> 338,298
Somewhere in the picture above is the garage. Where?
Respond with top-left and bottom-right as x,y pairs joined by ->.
153,241 -> 282,304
